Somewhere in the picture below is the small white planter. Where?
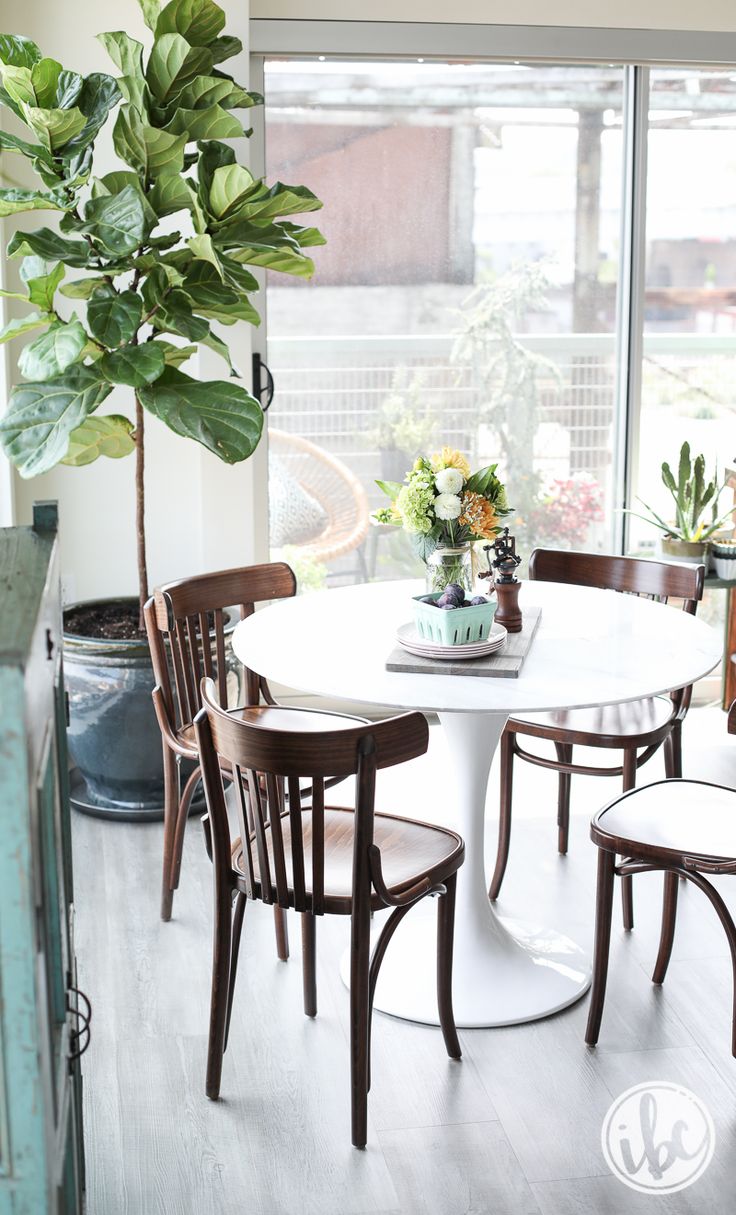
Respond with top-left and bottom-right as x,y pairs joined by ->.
712,542 -> 736,582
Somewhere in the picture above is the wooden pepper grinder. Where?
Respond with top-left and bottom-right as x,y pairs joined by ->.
481,529 -> 523,633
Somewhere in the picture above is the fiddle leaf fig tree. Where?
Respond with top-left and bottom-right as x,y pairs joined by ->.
0,2 -> 324,628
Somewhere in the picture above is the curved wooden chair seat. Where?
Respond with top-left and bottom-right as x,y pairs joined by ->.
514,696 -> 676,750
586,701 -> 736,1053
193,688 -> 465,1148
232,804 -> 463,914
490,548 -> 705,934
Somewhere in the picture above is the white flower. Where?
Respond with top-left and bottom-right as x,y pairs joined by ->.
435,467 -> 464,495
434,493 -> 462,520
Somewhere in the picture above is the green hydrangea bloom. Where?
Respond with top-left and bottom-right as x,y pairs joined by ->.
396,465 -> 435,534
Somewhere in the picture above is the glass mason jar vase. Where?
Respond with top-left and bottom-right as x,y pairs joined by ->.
425,543 -> 474,596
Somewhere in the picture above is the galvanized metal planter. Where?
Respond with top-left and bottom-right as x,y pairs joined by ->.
63,598 -> 237,822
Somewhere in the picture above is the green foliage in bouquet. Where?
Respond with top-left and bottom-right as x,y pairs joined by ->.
0,2 -> 324,624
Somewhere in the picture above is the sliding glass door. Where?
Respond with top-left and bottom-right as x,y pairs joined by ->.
260,59 -> 626,586
253,49 -> 736,616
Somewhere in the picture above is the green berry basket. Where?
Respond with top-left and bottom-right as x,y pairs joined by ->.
412,593 -> 497,646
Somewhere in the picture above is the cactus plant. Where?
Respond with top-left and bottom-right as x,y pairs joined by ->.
629,442 -> 734,542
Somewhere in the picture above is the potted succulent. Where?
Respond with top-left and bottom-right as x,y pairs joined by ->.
0,3 -> 323,817
628,442 -> 734,567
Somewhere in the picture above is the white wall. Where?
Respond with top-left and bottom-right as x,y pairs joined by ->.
0,0 -> 264,603
250,0 -> 736,31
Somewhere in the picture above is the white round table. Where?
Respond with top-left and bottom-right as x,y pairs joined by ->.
232,579 -> 721,1028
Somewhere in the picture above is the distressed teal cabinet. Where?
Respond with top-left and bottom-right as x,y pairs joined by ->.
0,503 -> 86,1215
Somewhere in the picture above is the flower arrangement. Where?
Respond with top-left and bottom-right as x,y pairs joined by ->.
372,446 -> 511,563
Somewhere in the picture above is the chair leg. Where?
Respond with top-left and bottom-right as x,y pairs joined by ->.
437,874 -> 462,1060
169,766 -> 202,893
664,721 -> 683,778
160,746 -> 179,922
206,882 -> 233,1100
554,741 -> 573,855
274,906 -> 289,961
620,748 -> 637,931
350,906 -> 371,1149
489,729 -> 515,900
224,893 -> 247,1051
585,848 -> 616,1046
652,871 -> 679,985
301,912 -> 317,1018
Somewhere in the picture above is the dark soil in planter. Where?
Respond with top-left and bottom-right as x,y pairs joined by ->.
64,601 -> 144,641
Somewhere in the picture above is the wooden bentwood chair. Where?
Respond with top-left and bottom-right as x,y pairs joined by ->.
490,550 -> 704,930
143,563 -> 296,969
193,682 -> 465,1148
586,700 -> 736,1052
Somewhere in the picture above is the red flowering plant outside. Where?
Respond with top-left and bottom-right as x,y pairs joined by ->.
526,474 -> 604,550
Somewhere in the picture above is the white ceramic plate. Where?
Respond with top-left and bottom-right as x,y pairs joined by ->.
396,620 -> 508,661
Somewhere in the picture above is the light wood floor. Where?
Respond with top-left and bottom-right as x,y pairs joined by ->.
74,708 -> 736,1215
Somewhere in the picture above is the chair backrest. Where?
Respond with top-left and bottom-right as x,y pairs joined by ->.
194,680 -> 429,914
529,549 -> 704,614
144,563 -> 296,734
529,548 -> 705,713
729,699 -> 736,735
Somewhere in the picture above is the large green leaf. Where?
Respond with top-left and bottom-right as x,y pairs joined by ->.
0,311 -> 49,345
7,227 -> 96,268
165,103 -> 244,141
145,33 -> 212,103
97,343 -> 166,387
92,171 -> 157,230
62,73 -> 121,154
21,103 -> 87,151
150,174 -> 196,218
0,366 -> 112,477
155,0 -> 226,45
465,463 -> 501,497
82,185 -> 146,257
1,64 -> 35,106
55,70 -> 83,109
201,330 -> 237,374
209,35 -> 242,65
0,188 -> 68,217
152,292 -> 210,341
157,341 -> 197,368
175,75 -> 252,111
187,233 -> 223,277
144,124 -> 188,176
138,367 -> 263,463
97,31 -> 144,77
30,58 -> 62,108
216,225 -> 313,278
0,128 -> 52,161
62,413 -> 135,465
208,163 -> 254,219
137,0 -> 161,31
97,31 -> 146,112
60,277 -> 107,300
87,285 -> 142,346
279,221 -> 327,248
220,256 -> 259,294
20,257 -> 65,311
186,279 -> 260,326
113,104 -> 146,173
0,34 -> 42,69
18,319 -> 87,380
231,180 -> 323,222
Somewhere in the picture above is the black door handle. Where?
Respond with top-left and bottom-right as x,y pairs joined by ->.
252,353 -> 275,413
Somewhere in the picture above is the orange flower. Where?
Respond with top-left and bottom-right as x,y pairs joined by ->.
431,447 -> 471,480
459,492 -> 499,540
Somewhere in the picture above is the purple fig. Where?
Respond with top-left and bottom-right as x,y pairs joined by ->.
470,595 -> 487,606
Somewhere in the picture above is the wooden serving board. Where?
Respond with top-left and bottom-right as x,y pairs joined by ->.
386,607 -> 542,679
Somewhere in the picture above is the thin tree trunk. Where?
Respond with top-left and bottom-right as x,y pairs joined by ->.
135,394 -> 149,632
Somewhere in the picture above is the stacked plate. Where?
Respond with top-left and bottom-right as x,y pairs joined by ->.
396,620 -> 508,661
